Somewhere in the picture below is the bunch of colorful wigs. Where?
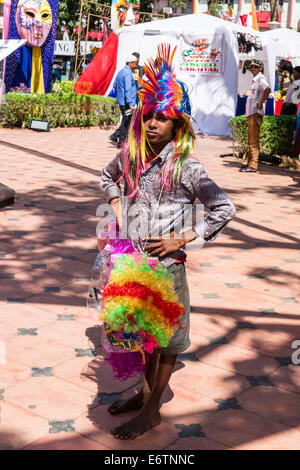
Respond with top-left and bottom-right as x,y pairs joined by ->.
96,231 -> 185,381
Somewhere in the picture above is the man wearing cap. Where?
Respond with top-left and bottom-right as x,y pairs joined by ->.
132,52 -> 145,83
109,54 -> 138,148
241,59 -> 271,173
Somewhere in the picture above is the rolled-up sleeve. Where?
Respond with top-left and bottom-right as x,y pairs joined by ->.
259,76 -> 270,91
100,152 -> 123,202
187,160 -> 236,242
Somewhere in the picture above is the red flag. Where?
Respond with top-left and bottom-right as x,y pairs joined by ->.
102,14 -> 108,45
74,32 -> 118,95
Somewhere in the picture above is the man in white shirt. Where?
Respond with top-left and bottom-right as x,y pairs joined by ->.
241,59 -> 271,173
281,66 -> 300,115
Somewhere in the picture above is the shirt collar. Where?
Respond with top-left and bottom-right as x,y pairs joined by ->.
155,141 -> 175,163
252,72 -> 263,82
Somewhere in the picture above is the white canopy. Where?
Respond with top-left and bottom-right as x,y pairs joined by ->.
263,28 -> 300,62
109,13 -> 275,136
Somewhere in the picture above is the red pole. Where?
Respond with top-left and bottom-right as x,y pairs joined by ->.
239,0 -> 243,14
287,0 -> 294,28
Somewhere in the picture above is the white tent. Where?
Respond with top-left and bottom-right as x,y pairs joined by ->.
263,28 -> 300,64
109,13 -> 275,136
0,39 -> 27,62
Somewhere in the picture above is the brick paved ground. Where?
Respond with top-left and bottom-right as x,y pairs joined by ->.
0,127 -> 300,450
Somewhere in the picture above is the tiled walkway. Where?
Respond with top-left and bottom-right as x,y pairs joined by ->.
0,127 -> 300,450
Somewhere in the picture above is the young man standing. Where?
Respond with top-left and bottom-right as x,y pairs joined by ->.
100,45 -> 236,439
241,59 -> 271,173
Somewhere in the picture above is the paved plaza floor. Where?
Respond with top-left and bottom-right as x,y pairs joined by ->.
0,127 -> 300,450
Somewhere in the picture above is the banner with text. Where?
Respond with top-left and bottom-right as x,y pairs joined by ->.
179,34 -> 224,76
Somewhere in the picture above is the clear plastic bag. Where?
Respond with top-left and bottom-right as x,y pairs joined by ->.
87,247 -> 112,317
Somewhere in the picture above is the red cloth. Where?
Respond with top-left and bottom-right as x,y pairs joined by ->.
275,101 -> 283,115
102,16 -> 108,44
240,15 -> 248,26
144,153 -> 157,170
275,102 -> 299,115
74,32 -> 118,96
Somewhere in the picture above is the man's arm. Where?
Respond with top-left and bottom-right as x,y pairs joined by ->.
185,161 -> 236,242
257,86 -> 271,110
100,152 -> 123,202
124,71 -> 136,109
99,153 -> 124,230
145,160 -> 236,258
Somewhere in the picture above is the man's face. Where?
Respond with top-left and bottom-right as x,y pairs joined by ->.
250,65 -> 261,77
293,70 -> 300,80
128,60 -> 138,70
16,0 -> 52,48
143,113 -> 174,147
111,0 -> 140,31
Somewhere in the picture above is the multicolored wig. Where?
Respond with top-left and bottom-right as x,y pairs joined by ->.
98,238 -> 185,380
125,43 -> 195,196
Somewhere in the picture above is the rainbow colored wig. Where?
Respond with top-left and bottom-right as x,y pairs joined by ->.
98,239 -> 185,380
125,43 -> 195,196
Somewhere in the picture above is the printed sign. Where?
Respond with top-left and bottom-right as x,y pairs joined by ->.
179,35 -> 224,76
54,40 -> 102,56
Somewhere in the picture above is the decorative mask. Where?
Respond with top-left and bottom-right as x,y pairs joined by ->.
111,0 -> 140,31
16,0 -> 52,48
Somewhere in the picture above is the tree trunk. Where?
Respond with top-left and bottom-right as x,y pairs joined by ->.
270,0 -> 279,22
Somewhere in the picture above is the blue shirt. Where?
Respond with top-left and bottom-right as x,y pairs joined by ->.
114,65 -> 137,107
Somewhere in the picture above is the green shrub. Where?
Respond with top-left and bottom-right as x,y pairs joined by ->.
0,92 -> 120,128
228,115 -> 297,157
51,81 -> 75,94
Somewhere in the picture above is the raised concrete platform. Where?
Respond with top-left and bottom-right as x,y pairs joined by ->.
0,183 -> 15,208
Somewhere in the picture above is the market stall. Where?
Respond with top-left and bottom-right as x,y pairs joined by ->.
263,28 -> 300,115
263,28 -> 300,65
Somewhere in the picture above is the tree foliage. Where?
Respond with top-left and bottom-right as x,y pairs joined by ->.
207,1 -> 224,17
57,0 -> 112,34
56,0 -> 187,35
57,0 -> 81,34
169,0 -> 187,9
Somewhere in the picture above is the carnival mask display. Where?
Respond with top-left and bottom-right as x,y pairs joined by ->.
111,0 -> 140,31
16,0 -> 52,48
237,32 -> 263,55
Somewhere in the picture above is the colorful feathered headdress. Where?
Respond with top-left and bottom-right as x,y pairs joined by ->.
125,43 -> 195,195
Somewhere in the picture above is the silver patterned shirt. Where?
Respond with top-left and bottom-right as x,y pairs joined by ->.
100,142 -> 236,267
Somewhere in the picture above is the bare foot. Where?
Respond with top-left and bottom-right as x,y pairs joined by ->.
108,390 -> 144,415
111,406 -> 161,440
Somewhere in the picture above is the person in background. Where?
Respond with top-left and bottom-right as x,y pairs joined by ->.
279,69 -> 292,98
52,62 -> 62,82
236,60 -> 253,116
241,59 -> 271,173
132,52 -> 145,82
109,54 -> 138,148
280,66 -> 300,115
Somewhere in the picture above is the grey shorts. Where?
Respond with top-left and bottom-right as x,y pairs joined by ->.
159,262 -> 191,356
